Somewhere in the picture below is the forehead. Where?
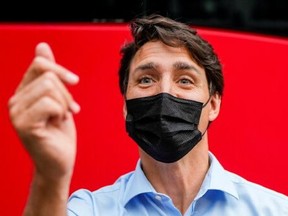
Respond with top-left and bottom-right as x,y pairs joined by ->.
129,41 -> 204,76
132,41 -> 193,64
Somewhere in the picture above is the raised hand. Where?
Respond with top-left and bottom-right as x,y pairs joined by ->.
8,42 -> 80,215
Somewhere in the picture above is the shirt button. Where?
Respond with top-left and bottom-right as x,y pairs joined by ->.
155,195 -> 162,201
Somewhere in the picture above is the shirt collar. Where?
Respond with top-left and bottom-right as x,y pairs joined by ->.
196,152 -> 239,200
123,152 -> 239,206
123,159 -> 156,206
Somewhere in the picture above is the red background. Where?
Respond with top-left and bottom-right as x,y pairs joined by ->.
0,24 -> 287,215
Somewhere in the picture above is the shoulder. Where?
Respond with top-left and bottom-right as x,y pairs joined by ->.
67,171 -> 134,216
227,171 -> 288,213
228,170 -> 288,200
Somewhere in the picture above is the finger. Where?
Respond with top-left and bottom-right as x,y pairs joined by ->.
35,42 -> 56,62
17,56 -> 79,92
9,72 -> 80,116
17,42 -> 78,91
14,96 -> 66,134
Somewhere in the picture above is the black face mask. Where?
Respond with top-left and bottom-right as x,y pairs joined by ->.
125,93 -> 209,163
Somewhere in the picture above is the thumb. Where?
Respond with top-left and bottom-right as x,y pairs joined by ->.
35,42 -> 56,62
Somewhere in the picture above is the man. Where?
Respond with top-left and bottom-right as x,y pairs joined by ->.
8,14 -> 288,216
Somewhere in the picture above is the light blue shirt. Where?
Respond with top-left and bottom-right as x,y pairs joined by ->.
67,152 -> 288,215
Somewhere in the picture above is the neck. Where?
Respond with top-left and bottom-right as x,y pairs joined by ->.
140,141 -> 209,215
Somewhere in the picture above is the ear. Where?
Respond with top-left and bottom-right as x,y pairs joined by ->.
123,101 -> 127,119
208,93 -> 221,121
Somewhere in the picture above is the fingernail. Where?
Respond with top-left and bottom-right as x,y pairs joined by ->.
70,101 -> 81,113
66,73 -> 79,84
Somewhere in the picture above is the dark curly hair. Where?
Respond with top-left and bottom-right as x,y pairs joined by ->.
118,14 -> 224,96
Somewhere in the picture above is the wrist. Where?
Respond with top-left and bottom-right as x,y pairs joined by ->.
32,171 -> 72,199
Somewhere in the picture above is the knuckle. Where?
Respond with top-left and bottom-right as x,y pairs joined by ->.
42,78 -> 55,92
32,56 -> 51,74
40,96 -> 53,106
8,105 -> 17,121
41,96 -> 63,111
32,56 -> 45,67
43,71 -> 57,80
9,106 -> 24,130
8,95 -> 15,109
41,96 -> 64,115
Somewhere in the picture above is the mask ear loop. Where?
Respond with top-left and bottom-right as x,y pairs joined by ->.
201,82 -> 214,136
202,82 -> 214,108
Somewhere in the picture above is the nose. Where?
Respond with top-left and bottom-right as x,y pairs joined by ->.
159,75 -> 178,97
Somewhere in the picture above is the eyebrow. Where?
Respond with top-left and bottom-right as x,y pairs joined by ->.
173,61 -> 200,74
133,61 -> 200,74
133,62 -> 158,73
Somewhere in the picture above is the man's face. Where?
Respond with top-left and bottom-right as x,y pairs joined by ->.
125,40 -> 220,133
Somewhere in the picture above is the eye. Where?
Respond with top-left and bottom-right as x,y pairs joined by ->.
139,76 -> 154,85
178,78 -> 193,85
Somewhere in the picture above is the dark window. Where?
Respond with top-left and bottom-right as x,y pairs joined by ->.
1,0 -> 287,37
